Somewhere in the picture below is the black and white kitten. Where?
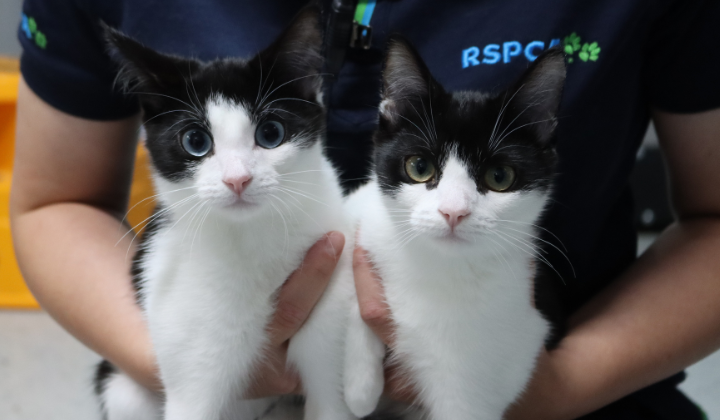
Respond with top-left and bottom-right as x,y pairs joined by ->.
343,38 -> 567,419
95,8 -> 357,420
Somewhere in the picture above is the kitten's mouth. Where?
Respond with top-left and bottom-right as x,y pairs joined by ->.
225,196 -> 258,209
437,230 -> 469,243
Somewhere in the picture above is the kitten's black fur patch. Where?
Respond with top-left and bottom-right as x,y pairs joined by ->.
374,36 -> 565,198
94,359 -> 116,397
93,359 -> 116,419
534,254 -> 569,348
103,6 -> 326,182
129,206 -> 166,308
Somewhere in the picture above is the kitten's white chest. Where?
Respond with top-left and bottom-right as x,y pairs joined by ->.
349,182 -> 550,420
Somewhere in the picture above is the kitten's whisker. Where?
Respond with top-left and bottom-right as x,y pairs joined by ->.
255,56 -> 280,110
117,194 -> 198,246
182,76 -> 204,119
396,230 -> 422,249
427,92 -> 438,143
482,233 -> 519,280
409,99 -> 434,144
274,190 -> 325,235
493,144 -> 535,153
267,198 -> 290,256
277,169 -> 328,176
495,223 -> 575,277
263,97 -> 321,108
191,202 -> 213,253
186,65 -> 204,118
269,187 -> 303,211
261,107 -> 302,119
493,219 -> 568,253
141,109 -> 197,128
273,186 -> 329,207
119,186 -> 196,228
277,179 -> 322,187
183,199 -> 209,243
257,73 -> 330,110
164,201 -> 206,251
123,195 -> 199,259
132,91 -> 204,121
255,57 -> 264,107
159,117 -> 199,138
492,117 -> 555,150
490,99 -> 538,150
186,201 -> 209,252
486,235 -> 518,280
490,230 -> 565,284
394,111 -> 433,147
488,83 -> 525,148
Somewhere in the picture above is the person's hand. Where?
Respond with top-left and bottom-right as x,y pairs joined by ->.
352,246 -> 420,404
243,231 -> 345,398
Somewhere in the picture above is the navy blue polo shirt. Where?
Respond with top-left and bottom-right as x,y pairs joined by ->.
17,1 -> 720,418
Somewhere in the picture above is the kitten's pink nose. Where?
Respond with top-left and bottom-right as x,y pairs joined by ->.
223,175 -> 252,196
439,208 -> 470,229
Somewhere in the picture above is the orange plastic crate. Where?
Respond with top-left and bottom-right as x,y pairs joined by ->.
0,57 -> 155,309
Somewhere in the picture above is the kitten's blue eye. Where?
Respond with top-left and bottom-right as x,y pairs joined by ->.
255,120 -> 285,149
484,165 -> 516,192
181,129 -> 213,157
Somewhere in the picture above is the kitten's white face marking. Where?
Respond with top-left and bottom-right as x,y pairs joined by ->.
389,152 -> 548,249
155,97 -> 307,220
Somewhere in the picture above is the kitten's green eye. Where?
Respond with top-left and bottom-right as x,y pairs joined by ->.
405,156 -> 436,183
484,165 -> 516,192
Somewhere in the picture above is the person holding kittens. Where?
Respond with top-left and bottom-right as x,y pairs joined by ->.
9,0 -> 720,419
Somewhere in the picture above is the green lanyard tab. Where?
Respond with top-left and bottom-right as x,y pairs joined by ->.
350,0 -> 376,49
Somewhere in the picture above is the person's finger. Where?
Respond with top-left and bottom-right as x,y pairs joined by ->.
353,246 -> 395,346
243,346 -> 302,398
268,231 -> 345,346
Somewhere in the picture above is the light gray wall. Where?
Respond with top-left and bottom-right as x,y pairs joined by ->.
0,0 -> 23,56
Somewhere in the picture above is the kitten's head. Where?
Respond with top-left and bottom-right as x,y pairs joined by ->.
375,36 -> 566,251
105,7 -> 324,220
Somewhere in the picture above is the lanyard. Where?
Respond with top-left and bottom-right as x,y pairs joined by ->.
354,0 -> 377,27
350,0 -> 376,49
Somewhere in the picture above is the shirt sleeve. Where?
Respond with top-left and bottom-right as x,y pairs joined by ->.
17,0 -> 139,120
644,0 -> 720,113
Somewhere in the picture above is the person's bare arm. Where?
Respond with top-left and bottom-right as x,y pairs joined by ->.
504,108 -> 720,419
9,78 -> 161,389
10,77 -> 344,395
355,108 -> 720,418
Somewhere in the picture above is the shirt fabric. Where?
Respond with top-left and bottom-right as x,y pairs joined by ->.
17,0 -> 720,418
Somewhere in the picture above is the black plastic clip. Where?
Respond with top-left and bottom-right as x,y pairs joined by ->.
350,21 -> 372,49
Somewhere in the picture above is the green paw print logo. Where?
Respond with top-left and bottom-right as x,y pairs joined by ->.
21,13 -> 47,49
563,32 -> 600,64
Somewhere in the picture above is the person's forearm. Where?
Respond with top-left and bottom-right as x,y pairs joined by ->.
12,203 -> 161,392
507,217 -> 720,419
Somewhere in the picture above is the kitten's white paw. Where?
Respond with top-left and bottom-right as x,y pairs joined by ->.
344,366 -> 384,417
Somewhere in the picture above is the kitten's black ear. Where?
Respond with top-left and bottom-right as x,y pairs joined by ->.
380,36 -> 439,122
505,47 -> 566,145
257,6 -> 323,99
102,22 -> 199,92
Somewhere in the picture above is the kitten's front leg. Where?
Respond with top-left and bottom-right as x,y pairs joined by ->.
288,256 -> 360,420
343,299 -> 386,417
152,302 -> 273,420
161,350 -> 275,420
